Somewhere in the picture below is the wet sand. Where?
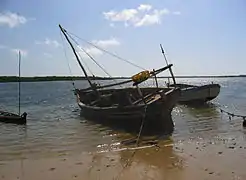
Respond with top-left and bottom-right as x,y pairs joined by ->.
1,135 -> 246,180
1,79 -> 246,179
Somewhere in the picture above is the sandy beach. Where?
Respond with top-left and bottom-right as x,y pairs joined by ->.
1,134 -> 246,180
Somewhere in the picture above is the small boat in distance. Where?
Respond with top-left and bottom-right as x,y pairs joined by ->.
0,111 -> 27,125
0,51 -> 27,125
59,24 -> 181,134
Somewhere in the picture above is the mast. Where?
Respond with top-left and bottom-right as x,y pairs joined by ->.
160,44 -> 176,85
59,24 -> 96,92
18,51 -> 21,116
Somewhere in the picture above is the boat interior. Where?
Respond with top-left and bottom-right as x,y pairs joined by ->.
76,87 -> 177,107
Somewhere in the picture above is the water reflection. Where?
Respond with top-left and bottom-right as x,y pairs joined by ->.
118,138 -> 184,180
79,109 -> 175,136
121,148 -> 183,179
173,103 -> 221,138
185,102 -> 220,118
88,138 -> 185,180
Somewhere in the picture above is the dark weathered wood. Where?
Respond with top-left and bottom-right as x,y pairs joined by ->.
76,86 -> 181,134
79,65 -> 173,92
0,111 -> 27,125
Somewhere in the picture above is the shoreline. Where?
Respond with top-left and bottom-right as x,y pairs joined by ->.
0,75 -> 245,83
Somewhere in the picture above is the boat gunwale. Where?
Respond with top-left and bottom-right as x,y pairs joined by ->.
76,87 -> 180,110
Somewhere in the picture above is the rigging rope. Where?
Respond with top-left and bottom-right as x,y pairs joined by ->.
60,29 -> 95,78
66,33 -> 123,87
67,31 -> 147,71
74,45 -> 95,76
60,31 -> 76,89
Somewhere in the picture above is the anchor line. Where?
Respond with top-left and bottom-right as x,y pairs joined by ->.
209,102 -> 246,126
114,104 -> 149,180
218,107 -> 246,120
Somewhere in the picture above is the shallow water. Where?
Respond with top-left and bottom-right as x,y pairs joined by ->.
0,78 -> 245,161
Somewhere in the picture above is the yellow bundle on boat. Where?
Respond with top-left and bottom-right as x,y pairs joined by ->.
131,70 -> 150,84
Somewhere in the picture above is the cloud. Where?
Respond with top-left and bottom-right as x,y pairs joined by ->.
173,11 -> 181,15
109,23 -> 115,27
35,38 -> 61,48
135,9 -> 169,27
76,38 -> 120,59
103,9 -> 139,23
78,47 -> 103,59
93,38 -> 120,48
11,48 -> 28,57
0,11 -> 34,28
138,4 -> 152,11
103,4 -> 180,27
43,52 -> 52,58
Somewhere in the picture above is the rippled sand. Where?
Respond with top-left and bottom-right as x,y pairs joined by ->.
1,135 -> 246,180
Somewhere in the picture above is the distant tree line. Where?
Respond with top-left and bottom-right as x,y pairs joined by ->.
0,76 -> 129,83
0,74 -> 245,83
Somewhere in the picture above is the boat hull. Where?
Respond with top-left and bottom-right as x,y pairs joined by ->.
141,84 -> 220,104
0,112 -> 27,125
177,84 -> 220,103
77,88 -> 181,134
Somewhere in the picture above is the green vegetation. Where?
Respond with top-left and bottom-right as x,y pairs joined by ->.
0,76 -> 116,83
0,75 -> 245,83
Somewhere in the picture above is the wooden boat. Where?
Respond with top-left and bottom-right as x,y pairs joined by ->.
158,44 -> 221,104
168,83 -> 220,104
0,51 -> 27,125
75,85 -> 180,133
59,25 -> 181,134
0,111 -> 27,125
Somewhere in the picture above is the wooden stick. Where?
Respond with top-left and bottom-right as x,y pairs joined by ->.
18,51 -> 21,116
160,44 -> 176,85
59,24 -> 98,95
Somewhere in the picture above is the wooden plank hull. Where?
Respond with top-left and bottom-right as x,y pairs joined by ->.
77,88 -> 181,134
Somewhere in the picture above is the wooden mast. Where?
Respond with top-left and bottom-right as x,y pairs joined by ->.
59,24 -> 97,93
160,44 -> 176,85
18,51 -> 21,116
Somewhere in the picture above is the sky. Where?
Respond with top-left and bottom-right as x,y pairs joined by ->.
0,0 -> 245,77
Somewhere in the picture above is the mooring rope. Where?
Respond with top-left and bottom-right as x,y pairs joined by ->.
217,106 -> 246,127
114,104 -> 149,180
136,105 -> 148,145
218,107 -> 246,120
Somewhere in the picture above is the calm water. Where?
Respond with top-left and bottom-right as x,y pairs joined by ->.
0,78 -> 246,161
